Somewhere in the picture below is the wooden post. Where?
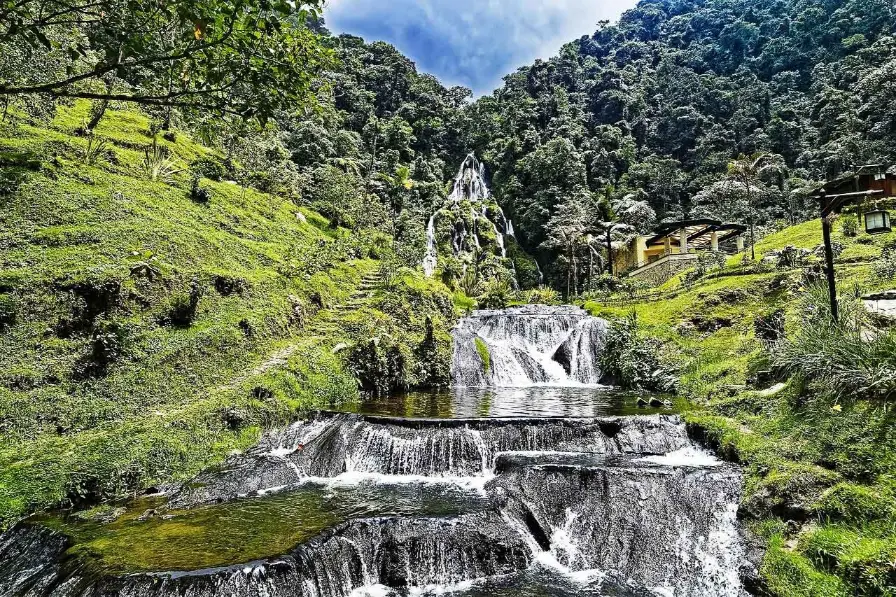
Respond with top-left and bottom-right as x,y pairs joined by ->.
819,190 -> 839,323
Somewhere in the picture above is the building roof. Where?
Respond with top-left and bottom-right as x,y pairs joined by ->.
646,219 -> 746,249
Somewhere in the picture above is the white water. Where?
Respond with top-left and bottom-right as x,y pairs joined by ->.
423,154 -> 509,277
452,305 -> 609,387
423,214 -> 437,277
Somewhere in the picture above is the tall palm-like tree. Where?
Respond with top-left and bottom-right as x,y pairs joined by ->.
727,152 -> 785,260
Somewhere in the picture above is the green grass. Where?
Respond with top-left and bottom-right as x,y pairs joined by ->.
585,217 -> 896,595
0,105 -> 456,526
475,337 -> 491,373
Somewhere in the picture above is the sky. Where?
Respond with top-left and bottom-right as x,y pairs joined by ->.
323,0 -> 640,97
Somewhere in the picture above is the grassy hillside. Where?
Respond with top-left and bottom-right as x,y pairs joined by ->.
587,221 -> 896,596
0,105 -> 455,526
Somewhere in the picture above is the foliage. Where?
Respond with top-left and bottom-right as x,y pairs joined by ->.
142,138 -> 182,183
525,286 -> 560,305
0,0 -> 333,124
477,278 -> 512,310
81,130 -> 110,166
773,284 -> 896,404
474,337 -> 491,374
468,0 -> 896,287
842,217 -> 859,238
599,312 -> 677,393
683,251 -> 727,285
873,242 -> 896,280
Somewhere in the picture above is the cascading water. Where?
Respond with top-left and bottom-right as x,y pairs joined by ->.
0,306 -> 756,597
452,305 -> 609,387
423,215 -> 437,277
422,154 -> 511,278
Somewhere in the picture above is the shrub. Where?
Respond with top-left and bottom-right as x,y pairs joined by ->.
773,284 -> 896,403
841,217 -> 858,237
683,251 -> 727,285
526,286 -> 560,305
346,337 -> 408,396
189,175 -> 212,204
82,131 -> 110,166
776,245 -> 810,269
0,294 -> 17,331
478,278 -> 512,310
166,279 -> 202,327
190,156 -> 228,181
599,312 -> 677,392
142,138 -> 182,183
873,243 -> 896,280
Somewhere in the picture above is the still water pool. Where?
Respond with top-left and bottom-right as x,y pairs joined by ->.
337,386 -> 675,419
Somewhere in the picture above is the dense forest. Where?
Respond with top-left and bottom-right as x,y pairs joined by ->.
4,0 -> 895,291
467,0 -> 896,284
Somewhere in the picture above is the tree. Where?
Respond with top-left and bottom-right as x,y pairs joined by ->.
726,152 -> 785,259
0,0 -> 332,124
541,195 -> 593,297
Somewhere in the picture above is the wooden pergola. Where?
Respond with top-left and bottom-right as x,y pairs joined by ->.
645,219 -> 747,253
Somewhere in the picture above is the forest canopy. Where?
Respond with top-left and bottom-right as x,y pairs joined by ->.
3,0 -> 896,291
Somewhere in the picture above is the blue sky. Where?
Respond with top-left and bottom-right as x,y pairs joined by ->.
323,0 -> 640,97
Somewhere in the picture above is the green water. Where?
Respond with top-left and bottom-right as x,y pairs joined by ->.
338,387 -> 676,419
38,482 -> 487,574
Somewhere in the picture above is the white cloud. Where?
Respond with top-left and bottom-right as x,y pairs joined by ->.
323,0 -> 638,96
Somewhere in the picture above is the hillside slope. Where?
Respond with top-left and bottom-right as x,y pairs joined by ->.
0,105 -> 455,526
588,221 -> 896,596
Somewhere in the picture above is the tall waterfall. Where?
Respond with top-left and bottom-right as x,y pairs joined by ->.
422,154 -> 510,278
422,214 -> 437,277
452,305 -> 609,387
449,153 -> 490,205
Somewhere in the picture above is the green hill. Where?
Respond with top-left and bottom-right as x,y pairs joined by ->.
587,219 -> 896,596
0,105 -> 456,526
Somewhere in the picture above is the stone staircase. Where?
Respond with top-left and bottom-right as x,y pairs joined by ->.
331,270 -> 383,313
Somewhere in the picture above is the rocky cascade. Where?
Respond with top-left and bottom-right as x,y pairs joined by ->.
0,412 -> 755,597
166,412 -> 690,507
451,305 -> 610,387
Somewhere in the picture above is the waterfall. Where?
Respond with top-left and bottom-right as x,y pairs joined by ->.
506,219 -> 515,237
449,154 -> 490,205
422,215 -> 437,277
0,411 -> 753,597
423,154 -> 511,278
451,306 -> 609,387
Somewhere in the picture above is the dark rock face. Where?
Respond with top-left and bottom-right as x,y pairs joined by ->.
0,413 -> 754,597
168,413 -> 691,508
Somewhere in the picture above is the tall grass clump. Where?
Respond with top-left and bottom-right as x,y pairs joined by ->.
773,284 -> 896,403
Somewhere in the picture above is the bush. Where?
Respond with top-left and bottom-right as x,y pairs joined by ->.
478,278 -> 512,309
190,156 -> 228,181
0,294 -> 17,331
777,245 -> 810,269
683,251 -> 727,285
773,284 -> 896,403
189,175 -> 212,204
873,242 -> 896,280
841,217 -> 858,237
599,313 -> 677,392
526,286 -> 560,305
346,337 -> 408,396
166,279 -> 202,327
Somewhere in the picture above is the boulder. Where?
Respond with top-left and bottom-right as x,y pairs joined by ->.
862,290 -> 896,326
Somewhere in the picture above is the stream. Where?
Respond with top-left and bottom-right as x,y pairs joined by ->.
0,306 -> 757,596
